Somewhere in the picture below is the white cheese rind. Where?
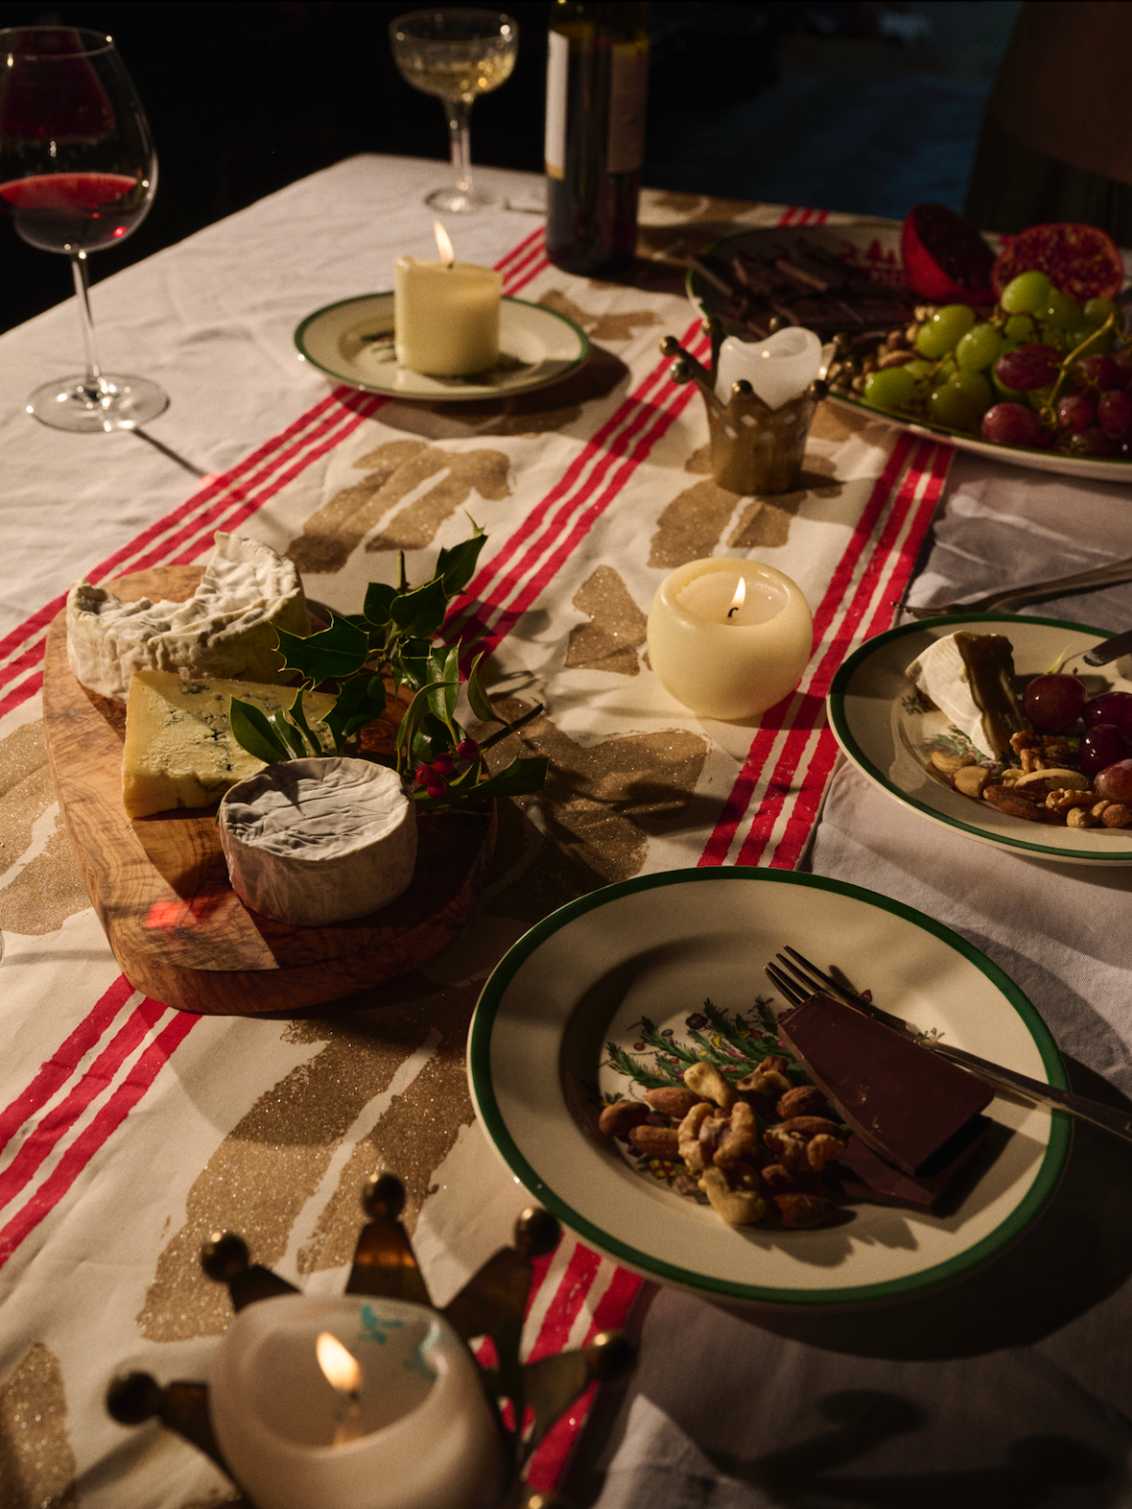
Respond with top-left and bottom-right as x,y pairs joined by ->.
905,634 -> 997,760
67,533 -> 308,702
218,757 -> 417,925
122,671 -> 336,817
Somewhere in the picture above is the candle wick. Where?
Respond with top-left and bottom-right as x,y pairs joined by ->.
727,604 -> 740,619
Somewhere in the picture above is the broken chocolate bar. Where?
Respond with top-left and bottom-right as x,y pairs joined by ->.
834,1118 -> 992,1209
778,994 -> 992,1175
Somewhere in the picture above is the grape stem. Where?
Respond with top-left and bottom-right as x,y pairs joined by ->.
1042,310 -> 1117,422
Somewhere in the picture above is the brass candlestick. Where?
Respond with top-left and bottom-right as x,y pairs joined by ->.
662,325 -> 829,495
106,1172 -> 632,1509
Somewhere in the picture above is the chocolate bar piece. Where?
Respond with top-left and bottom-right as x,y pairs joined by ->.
778,994 -> 992,1174
834,1118 -> 992,1209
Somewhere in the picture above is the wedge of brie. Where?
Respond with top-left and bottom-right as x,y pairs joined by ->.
218,757 -> 417,925
67,533 -> 308,702
905,631 -> 1024,761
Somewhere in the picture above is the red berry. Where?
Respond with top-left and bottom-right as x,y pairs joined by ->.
456,738 -> 480,760
414,763 -> 431,787
426,781 -> 447,800
431,754 -> 455,777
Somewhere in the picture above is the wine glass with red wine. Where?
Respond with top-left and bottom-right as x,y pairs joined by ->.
0,27 -> 167,432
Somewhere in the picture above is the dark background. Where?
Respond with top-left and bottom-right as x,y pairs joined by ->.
1,1 -> 1019,333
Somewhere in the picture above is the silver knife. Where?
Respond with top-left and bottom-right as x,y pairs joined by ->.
1082,628 -> 1132,666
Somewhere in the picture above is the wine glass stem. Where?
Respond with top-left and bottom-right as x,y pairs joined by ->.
445,97 -> 473,195
70,251 -> 105,400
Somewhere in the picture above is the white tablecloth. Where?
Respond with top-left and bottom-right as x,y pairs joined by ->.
1,154 -> 1131,1509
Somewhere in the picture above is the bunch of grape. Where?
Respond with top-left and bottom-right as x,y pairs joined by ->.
848,269 -> 1131,457
1023,676 -> 1132,802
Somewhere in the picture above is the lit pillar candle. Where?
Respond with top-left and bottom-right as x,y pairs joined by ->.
715,327 -> 822,407
646,559 -> 813,720
395,220 -> 501,378
208,1294 -> 506,1509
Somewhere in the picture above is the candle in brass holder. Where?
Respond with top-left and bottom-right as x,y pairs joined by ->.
661,322 -> 831,496
105,1172 -> 632,1509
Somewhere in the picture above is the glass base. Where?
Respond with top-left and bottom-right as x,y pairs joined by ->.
424,184 -> 499,215
26,373 -> 170,433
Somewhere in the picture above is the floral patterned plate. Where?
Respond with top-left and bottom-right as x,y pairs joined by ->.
467,868 -> 1068,1310
828,614 -> 1132,865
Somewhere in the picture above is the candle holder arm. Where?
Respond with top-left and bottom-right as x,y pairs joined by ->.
106,1372 -> 232,1479
517,1331 -> 634,1462
344,1171 -> 433,1306
201,1231 -> 300,1311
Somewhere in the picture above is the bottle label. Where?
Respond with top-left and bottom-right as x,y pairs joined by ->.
607,41 -> 648,175
545,30 -> 568,181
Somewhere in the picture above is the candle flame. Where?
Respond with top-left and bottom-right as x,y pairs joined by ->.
433,219 -> 455,267
727,577 -> 747,619
316,1331 -> 362,1395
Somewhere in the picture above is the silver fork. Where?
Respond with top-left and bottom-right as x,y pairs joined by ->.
905,556 -> 1132,619
766,947 -> 1132,1147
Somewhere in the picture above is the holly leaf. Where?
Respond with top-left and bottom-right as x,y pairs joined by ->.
275,610 -> 370,684
471,755 -> 548,798
465,651 -> 497,725
390,576 -> 448,638
426,646 -> 461,726
398,637 -> 434,691
436,523 -> 487,596
230,698 -> 291,765
325,673 -> 387,749
288,687 -> 326,756
270,710 -> 308,758
363,582 -> 396,626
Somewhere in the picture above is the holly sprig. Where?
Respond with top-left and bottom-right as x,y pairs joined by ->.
229,523 -> 548,808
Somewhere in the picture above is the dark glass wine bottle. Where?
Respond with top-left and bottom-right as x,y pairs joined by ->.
545,2 -> 649,275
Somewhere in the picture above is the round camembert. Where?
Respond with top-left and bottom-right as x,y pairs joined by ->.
218,758 -> 417,925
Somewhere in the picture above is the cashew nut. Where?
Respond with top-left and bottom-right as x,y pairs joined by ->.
683,1060 -> 736,1109
699,1167 -> 767,1227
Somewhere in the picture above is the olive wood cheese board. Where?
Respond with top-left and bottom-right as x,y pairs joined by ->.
42,565 -> 494,1016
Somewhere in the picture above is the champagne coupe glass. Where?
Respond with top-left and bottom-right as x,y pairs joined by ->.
390,9 -> 518,214
0,26 -> 167,432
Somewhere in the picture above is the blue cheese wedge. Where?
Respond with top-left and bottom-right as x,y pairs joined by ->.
905,631 -> 1024,761
123,671 -> 335,818
67,533 -> 308,702
218,758 -> 417,925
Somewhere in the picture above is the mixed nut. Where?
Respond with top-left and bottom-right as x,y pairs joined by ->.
932,729 -> 1132,829
598,1053 -> 850,1230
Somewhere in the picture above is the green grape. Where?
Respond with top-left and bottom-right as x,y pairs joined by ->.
950,370 -> 993,412
1000,270 -> 1051,315
936,354 -> 959,382
956,323 -> 1003,372
915,304 -> 975,358
1041,289 -> 1081,329
1084,296 -> 1116,327
1064,325 -> 1095,354
1003,313 -> 1037,342
902,358 -> 935,382
928,384 -> 980,432
863,366 -> 916,412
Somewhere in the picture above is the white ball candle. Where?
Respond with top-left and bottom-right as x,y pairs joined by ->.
715,328 -> 822,409
646,559 -> 813,720
208,1294 -> 506,1509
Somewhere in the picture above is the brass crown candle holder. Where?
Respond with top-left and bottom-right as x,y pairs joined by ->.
106,1172 -> 632,1509
661,321 -> 831,496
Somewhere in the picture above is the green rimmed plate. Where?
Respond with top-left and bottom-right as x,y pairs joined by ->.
828,615 -> 1132,866
294,292 -> 589,402
468,868 -> 1069,1310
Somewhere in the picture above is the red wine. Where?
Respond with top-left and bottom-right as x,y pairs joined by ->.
0,171 -> 148,253
545,3 -> 648,275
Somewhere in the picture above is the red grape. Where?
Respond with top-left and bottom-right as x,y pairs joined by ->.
1081,725 -> 1126,775
981,402 -> 1045,447
1022,673 -> 1086,732
1111,347 -> 1132,385
1076,354 -> 1121,389
1096,759 -> 1132,803
1056,394 -> 1095,433
1069,427 -> 1119,456
994,344 -> 1060,391
1084,691 -> 1132,736
1098,389 -> 1132,439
